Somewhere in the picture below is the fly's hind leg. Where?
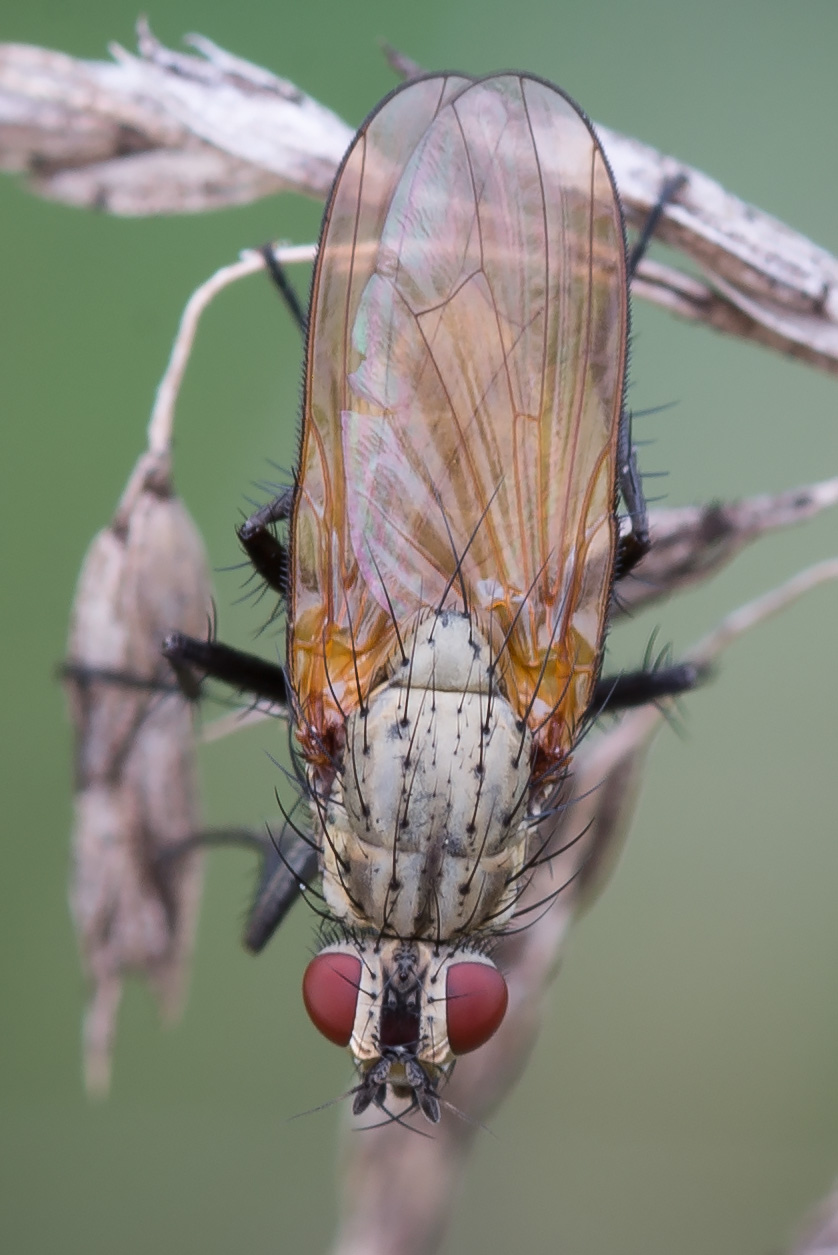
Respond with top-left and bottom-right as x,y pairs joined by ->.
627,173 -> 688,279
260,244 -> 308,337
618,173 -> 689,578
616,409 -> 650,577
237,253 -> 298,597
237,485 -> 295,597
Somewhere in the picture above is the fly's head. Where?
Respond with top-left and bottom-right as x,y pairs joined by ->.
302,936 -> 508,1123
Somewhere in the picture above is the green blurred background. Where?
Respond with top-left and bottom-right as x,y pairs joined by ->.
1,1 -> 837,1252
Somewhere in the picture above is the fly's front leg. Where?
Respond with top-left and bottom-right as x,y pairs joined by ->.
159,826 -> 318,950
245,834 -> 320,953
161,486 -> 306,943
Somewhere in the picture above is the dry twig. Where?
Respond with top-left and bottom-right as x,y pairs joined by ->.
792,1186 -> 838,1255
2,25 -> 838,369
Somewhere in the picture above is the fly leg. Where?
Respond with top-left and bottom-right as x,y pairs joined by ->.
60,661 -> 184,694
242,245 -> 303,595
163,632 -> 289,708
405,1057 -> 441,1124
237,485 -> 295,597
238,252 -> 303,598
245,833 -> 319,952
616,411 -> 650,577
617,174 -> 689,578
627,173 -> 688,280
65,495 -> 294,707
161,491 -> 309,945
158,824 -> 319,951
593,660 -> 708,715
260,244 -> 308,337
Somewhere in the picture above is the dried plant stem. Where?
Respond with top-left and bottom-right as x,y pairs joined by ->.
792,1185 -> 838,1255
3,29 -> 838,368
618,475 -> 838,615
146,242 -> 316,457
689,558 -> 838,665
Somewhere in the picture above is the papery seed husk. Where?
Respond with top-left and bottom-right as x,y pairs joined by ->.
65,452 -> 212,1093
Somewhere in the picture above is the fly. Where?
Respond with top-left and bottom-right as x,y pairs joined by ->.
165,71 -> 696,1122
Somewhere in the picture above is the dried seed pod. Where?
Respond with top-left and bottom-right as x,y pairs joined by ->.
613,475 -> 838,617
64,450 -> 212,1094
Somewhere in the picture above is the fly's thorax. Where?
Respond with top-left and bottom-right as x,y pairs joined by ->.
318,613 -> 533,939
302,937 -> 509,1113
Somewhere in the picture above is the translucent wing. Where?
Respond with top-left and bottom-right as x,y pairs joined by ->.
290,73 -> 627,765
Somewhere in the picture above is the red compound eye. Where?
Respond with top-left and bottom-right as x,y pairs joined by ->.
302,952 -> 362,1047
445,962 -> 508,1055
